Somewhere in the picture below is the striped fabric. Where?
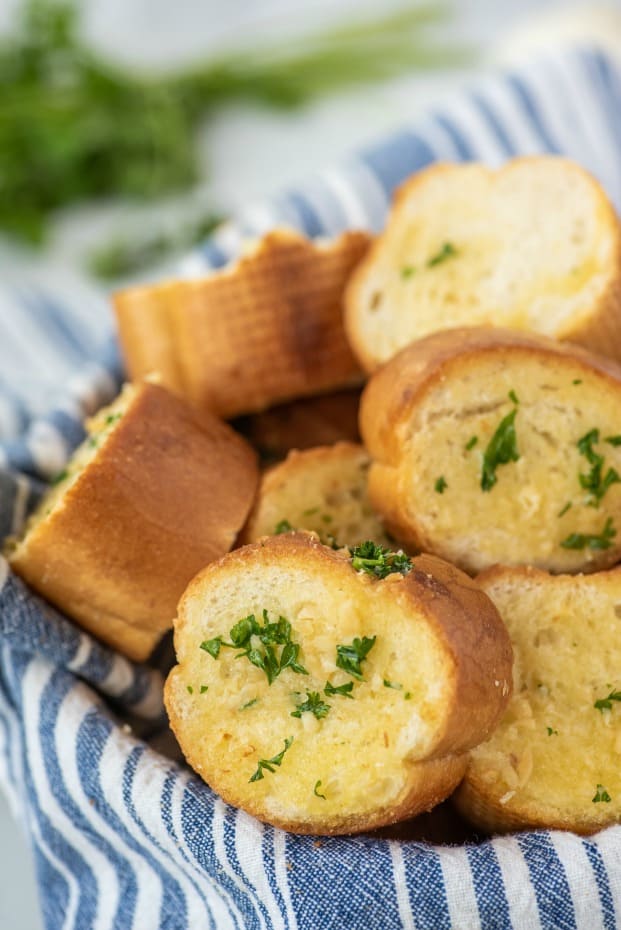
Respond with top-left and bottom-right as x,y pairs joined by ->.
2,45 -> 621,930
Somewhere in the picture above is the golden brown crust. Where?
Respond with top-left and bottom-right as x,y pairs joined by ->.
113,281 -> 184,393
9,382 -> 259,661
345,157 -> 621,372
171,229 -> 369,417
165,533 -> 512,833
239,387 -> 361,462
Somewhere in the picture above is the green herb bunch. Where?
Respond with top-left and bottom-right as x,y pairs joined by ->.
349,541 -> 412,579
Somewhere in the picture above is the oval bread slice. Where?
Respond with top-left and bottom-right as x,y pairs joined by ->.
455,564 -> 621,835
361,326 -> 621,575
8,382 -> 259,661
240,442 -> 393,550
345,157 -> 621,371
164,533 -> 512,835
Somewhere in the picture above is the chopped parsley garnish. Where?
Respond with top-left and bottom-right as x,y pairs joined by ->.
303,507 -> 319,516
404,692 -> 412,700
200,610 -> 308,685
321,514 -> 333,524
336,635 -> 376,680
572,379 -> 582,385
240,698 -> 259,710
383,679 -> 403,690
557,502 -> 572,518
593,784 -> 612,803
291,691 -> 331,720
434,476 -> 448,494
577,429 -> 620,506
200,685 -> 209,694
187,685 -> 194,694
249,737 -> 294,783
427,241 -> 458,267
594,689 -> 621,711
481,407 -> 519,492
105,413 -> 122,426
314,780 -> 327,799
508,390 -> 519,404
349,541 -> 412,579
465,435 -> 478,451
324,680 -> 354,699
88,435 -> 99,448
561,517 -> 616,551
546,726 -> 558,736
401,265 -> 416,279
275,519 -> 294,534
606,435 -> 621,446
51,468 -> 68,485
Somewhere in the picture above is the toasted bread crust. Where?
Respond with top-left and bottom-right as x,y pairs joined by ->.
360,325 -> 621,574
165,534 -> 512,833
345,157 -> 621,371
456,564 -> 621,835
9,383 -> 259,661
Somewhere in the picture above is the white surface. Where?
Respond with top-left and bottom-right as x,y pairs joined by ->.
2,0 -> 620,926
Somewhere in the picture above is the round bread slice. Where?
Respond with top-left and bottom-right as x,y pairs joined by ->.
164,533 -> 512,835
345,157 -> 621,371
455,564 -> 621,835
360,326 -> 621,575
240,442 -> 393,550
8,382 -> 258,662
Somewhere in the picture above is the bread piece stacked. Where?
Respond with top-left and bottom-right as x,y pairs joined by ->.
9,382 -> 258,661
165,534 -> 512,834
241,442 -> 393,550
455,566 -> 621,835
114,229 -> 370,418
345,158 -> 621,371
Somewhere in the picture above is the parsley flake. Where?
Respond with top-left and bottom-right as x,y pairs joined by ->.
546,726 -> 558,736
481,407 -> 519,492
561,517 -> 616,551
383,679 -> 403,690
336,636 -> 376,680
314,780 -> 327,799
291,691 -> 331,720
577,429 -> 620,506
401,265 -> 416,279
508,390 -> 519,404
186,685 -> 194,694
558,502 -> 572,518
465,436 -> 478,451
434,476 -> 448,494
200,685 -> 209,694
594,689 -> 621,712
324,680 -> 354,699
593,784 -> 612,803
427,242 -> 458,267
51,468 -> 69,485
240,698 -> 259,710
275,519 -> 294,534
606,435 -> 621,447
200,610 -> 308,684
349,541 -> 412,579
572,379 -> 582,385
249,737 -> 294,783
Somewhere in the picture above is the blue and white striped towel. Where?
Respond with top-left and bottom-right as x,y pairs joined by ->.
2,46 -> 621,930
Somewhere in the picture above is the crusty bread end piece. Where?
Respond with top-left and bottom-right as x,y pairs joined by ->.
240,442 -> 393,550
361,325 -> 621,575
345,157 -> 621,371
165,533 -> 512,834
9,382 -> 259,661
456,565 -> 621,835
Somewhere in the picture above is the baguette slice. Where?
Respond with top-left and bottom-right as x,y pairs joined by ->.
360,326 -> 621,575
456,565 -> 621,835
165,533 -> 512,835
240,387 -> 361,462
240,442 -> 393,550
345,157 -> 621,371
9,382 -> 258,661
113,280 -> 184,394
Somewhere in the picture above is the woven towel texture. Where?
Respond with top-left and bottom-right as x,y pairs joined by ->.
2,46 -> 621,930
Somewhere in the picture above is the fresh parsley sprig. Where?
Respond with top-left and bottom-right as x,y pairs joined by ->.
249,737 -> 294,783
577,429 -> 620,507
594,689 -> 621,712
291,691 -> 331,719
349,541 -> 412,579
481,402 -> 519,492
561,517 -> 617,551
335,636 -> 376,680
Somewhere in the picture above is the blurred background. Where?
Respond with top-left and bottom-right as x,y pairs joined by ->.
2,0 -> 621,926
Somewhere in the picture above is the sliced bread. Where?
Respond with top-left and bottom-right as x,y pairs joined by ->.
164,533 -> 512,834
8,382 -> 258,661
455,564 -> 621,835
360,326 -> 621,574
345,157 -> 621,371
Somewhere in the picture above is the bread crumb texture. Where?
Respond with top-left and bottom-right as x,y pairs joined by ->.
361,327 -> 621,574
457,565 -> 621,834
165,534 -> 512,834
242,442 -> 394,550
346,157 -> 621,371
